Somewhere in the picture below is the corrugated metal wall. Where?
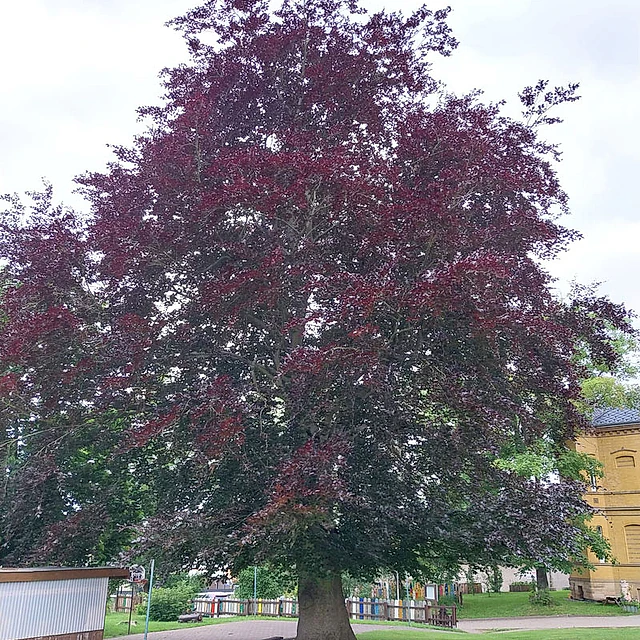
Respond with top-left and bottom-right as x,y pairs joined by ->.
0,577 -> 108,640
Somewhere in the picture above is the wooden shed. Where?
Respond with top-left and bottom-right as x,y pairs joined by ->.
0,566 -> 129,640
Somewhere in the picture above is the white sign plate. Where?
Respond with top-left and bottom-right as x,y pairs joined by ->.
129,565 -> 145,583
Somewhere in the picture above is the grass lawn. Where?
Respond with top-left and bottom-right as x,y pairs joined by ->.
103,611 -> 640,640
103,612 -> 246,637
104,592 -> 635,639
457,590 -> 630,618
357,629 -> 640,640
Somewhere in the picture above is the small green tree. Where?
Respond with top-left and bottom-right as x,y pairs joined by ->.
485,566 -> 503,593
234,565 -> 295,599
464,566 -> 477,594
162,572 -> 205,590
341,573 -> 373,598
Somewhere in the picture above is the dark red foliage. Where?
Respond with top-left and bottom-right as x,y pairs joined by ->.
0,0 -> 632,599
248,438 -> 350,530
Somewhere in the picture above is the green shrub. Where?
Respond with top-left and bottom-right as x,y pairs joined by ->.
437,594 -> 457,607
529,587 -> 554,607
141,582 -> 200,621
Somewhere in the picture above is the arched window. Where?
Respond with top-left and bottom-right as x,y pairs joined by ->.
616,455 -> 635,468
625,525 -> 640,563
596,526 -> 606,562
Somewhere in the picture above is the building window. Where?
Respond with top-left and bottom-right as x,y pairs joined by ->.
616,456 -> 635,468
625,525 -> 640,563
595,526 -> 606,562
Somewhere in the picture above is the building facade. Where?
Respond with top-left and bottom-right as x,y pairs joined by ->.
500,567 -> 569,591
570,408 -> 640,601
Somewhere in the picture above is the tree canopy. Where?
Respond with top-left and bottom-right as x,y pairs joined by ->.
0,1 -> 633,638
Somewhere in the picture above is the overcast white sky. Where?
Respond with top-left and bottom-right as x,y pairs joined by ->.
1,0 -> 638,325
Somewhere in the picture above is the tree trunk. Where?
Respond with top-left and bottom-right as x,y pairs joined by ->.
296,567 -> 356,640
536,567 -> 549,590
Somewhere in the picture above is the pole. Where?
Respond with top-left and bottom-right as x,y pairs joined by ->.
405,577 -> 411,626
395,571 -> 400,600
127,583 -> 135,635
143,559 -> 155,640
253,566 -> 258,615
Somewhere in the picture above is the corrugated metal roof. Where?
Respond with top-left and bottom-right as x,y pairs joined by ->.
0,566 -> 129,583
592,407 -> 640,427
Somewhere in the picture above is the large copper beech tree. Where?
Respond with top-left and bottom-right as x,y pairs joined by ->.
0,1 -> 632,638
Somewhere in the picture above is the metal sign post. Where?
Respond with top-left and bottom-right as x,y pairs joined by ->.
143,560 -> 155,640
127,583 -> 135,635
128,565 -> 146,634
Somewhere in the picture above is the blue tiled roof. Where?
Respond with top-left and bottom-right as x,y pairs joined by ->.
592,407 -> 640,427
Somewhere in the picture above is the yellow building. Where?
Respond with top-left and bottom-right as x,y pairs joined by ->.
570,407 -> 640,601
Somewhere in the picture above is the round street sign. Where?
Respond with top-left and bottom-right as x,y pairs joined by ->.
129,564 -> 146,583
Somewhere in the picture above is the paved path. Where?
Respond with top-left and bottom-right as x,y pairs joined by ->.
125,616 -> 640,639
125,619 -> 447,640
126,619 -> 298,640
458,615 -> 640,634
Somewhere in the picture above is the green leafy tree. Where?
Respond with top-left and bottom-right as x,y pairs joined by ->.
578,377 -> 640,417
163,572 -> 206,590
340,573 -> 373,599
573,317 -> 640,417
234,565 -> 295,599
492,440 -> 612,583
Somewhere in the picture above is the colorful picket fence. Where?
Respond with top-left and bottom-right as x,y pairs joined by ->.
192,597 -> 456,628
193,597 -> 298,618
346,598 -> 456,627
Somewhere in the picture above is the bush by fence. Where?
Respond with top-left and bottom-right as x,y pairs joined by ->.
142,582 -> 201,621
